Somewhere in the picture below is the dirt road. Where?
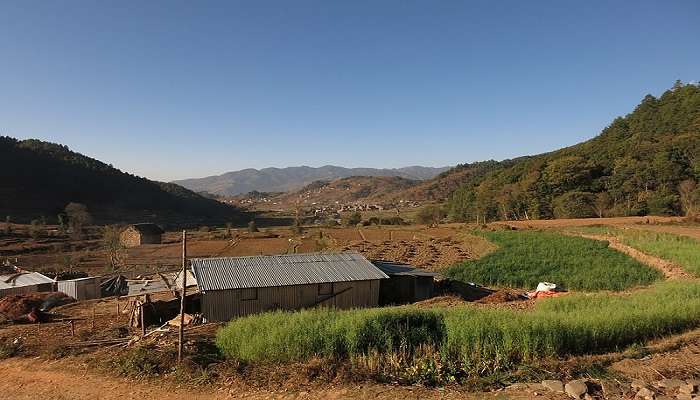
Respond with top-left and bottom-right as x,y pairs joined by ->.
0,358 -> 566,400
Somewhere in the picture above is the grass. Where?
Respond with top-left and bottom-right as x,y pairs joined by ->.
216,307 -> 445,362
216,280 -> 700,382
445,230 -> 661,291
569,226 -> 700,277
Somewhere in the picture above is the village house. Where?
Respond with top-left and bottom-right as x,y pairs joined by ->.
191,252 -> 388,322
119,223 -> 165,247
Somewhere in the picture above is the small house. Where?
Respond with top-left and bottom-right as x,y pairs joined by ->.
57,276 -> 102,300
373,261 -> 438,305
191,252 -> 389,322
120,223 -> 165,247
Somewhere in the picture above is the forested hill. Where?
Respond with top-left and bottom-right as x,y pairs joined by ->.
0,137 -> 246,224
448,82 -> 700,221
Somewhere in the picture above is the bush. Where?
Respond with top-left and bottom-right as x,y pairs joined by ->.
342,212 -> 362,227
446,231 -> 661,291
380,216 -> 406,225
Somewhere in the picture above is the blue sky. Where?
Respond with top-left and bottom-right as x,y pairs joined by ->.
1,1 -> 698,181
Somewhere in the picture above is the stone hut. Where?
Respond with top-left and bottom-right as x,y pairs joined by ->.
120,223 -> 165,247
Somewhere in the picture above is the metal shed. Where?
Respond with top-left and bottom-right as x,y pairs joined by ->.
373,261 -> 439,305
191,252 -> 389,322
0,271 -> 55,297
57,276 -> 102,300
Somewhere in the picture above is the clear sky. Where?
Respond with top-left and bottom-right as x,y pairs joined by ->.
1,1 -> 698,182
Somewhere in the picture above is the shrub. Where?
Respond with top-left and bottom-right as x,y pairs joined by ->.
342,212 -> 362,227
446,231 -> 661,291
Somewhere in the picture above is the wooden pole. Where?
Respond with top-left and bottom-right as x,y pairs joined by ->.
178,230 -> 187,363
140,297 -> 146,336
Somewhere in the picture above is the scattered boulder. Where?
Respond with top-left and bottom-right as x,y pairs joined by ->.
565,380 -> 588,399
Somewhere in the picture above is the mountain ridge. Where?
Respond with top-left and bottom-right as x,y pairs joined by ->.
173,165 -> 450,196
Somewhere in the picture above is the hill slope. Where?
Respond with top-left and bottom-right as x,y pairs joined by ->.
0,137 -> 245,224
447,82 -> 700,221
173,165 -> 450,196
271,176 -> 420,207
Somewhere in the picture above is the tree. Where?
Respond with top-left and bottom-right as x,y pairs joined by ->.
415,205 -> 446,226
64,203 -> 92,239
3,216 -> 10,235
102,225 -> 125,272
679,179 -> 700,216
225,222 -> 233,238
552,191 -> 596,219
57,213 -> 67,235
248,220 -> 259,233
593,192 -> 612,218
342,212 -> 362,227
29,219 -> 42,240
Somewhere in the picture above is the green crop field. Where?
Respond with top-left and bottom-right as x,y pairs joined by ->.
568,226 -> 700,277
445,230 -> 661,291
216,281 -> 700,381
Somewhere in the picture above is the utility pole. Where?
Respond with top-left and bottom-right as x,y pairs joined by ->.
178,230 -> 187,363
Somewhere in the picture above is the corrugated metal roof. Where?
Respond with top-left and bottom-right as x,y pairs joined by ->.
0,272 -> 54,290
191,252 -> 389,291
372,261 -> 440,277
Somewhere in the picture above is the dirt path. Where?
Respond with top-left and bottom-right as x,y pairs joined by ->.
578,234 -> 692,280
0,357 -> 567,400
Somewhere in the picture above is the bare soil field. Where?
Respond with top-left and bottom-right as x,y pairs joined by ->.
1,224 -> 490,277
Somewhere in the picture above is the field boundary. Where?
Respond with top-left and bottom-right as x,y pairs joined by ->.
576,233 -> 692,280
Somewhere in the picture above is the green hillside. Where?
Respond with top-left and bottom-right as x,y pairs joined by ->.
448,82 -> 700,221
0,137 -> 247,225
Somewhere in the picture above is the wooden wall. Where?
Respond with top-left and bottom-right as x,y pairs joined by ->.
202,279 -> 381,322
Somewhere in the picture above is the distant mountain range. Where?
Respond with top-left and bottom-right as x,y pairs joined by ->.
173,165 -> 451,196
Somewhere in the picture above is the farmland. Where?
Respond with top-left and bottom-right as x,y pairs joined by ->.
445,230 -> 662,291
2,216 -> 700,399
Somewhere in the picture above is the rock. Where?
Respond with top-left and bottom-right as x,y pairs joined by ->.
680,384 -> 697,394
601,379 -> 626,399
565,380 -> 588,399
635,387 -> 655,399
676,394 -> 694,400
658,379 -> 685,389
542,380 -> 564,393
